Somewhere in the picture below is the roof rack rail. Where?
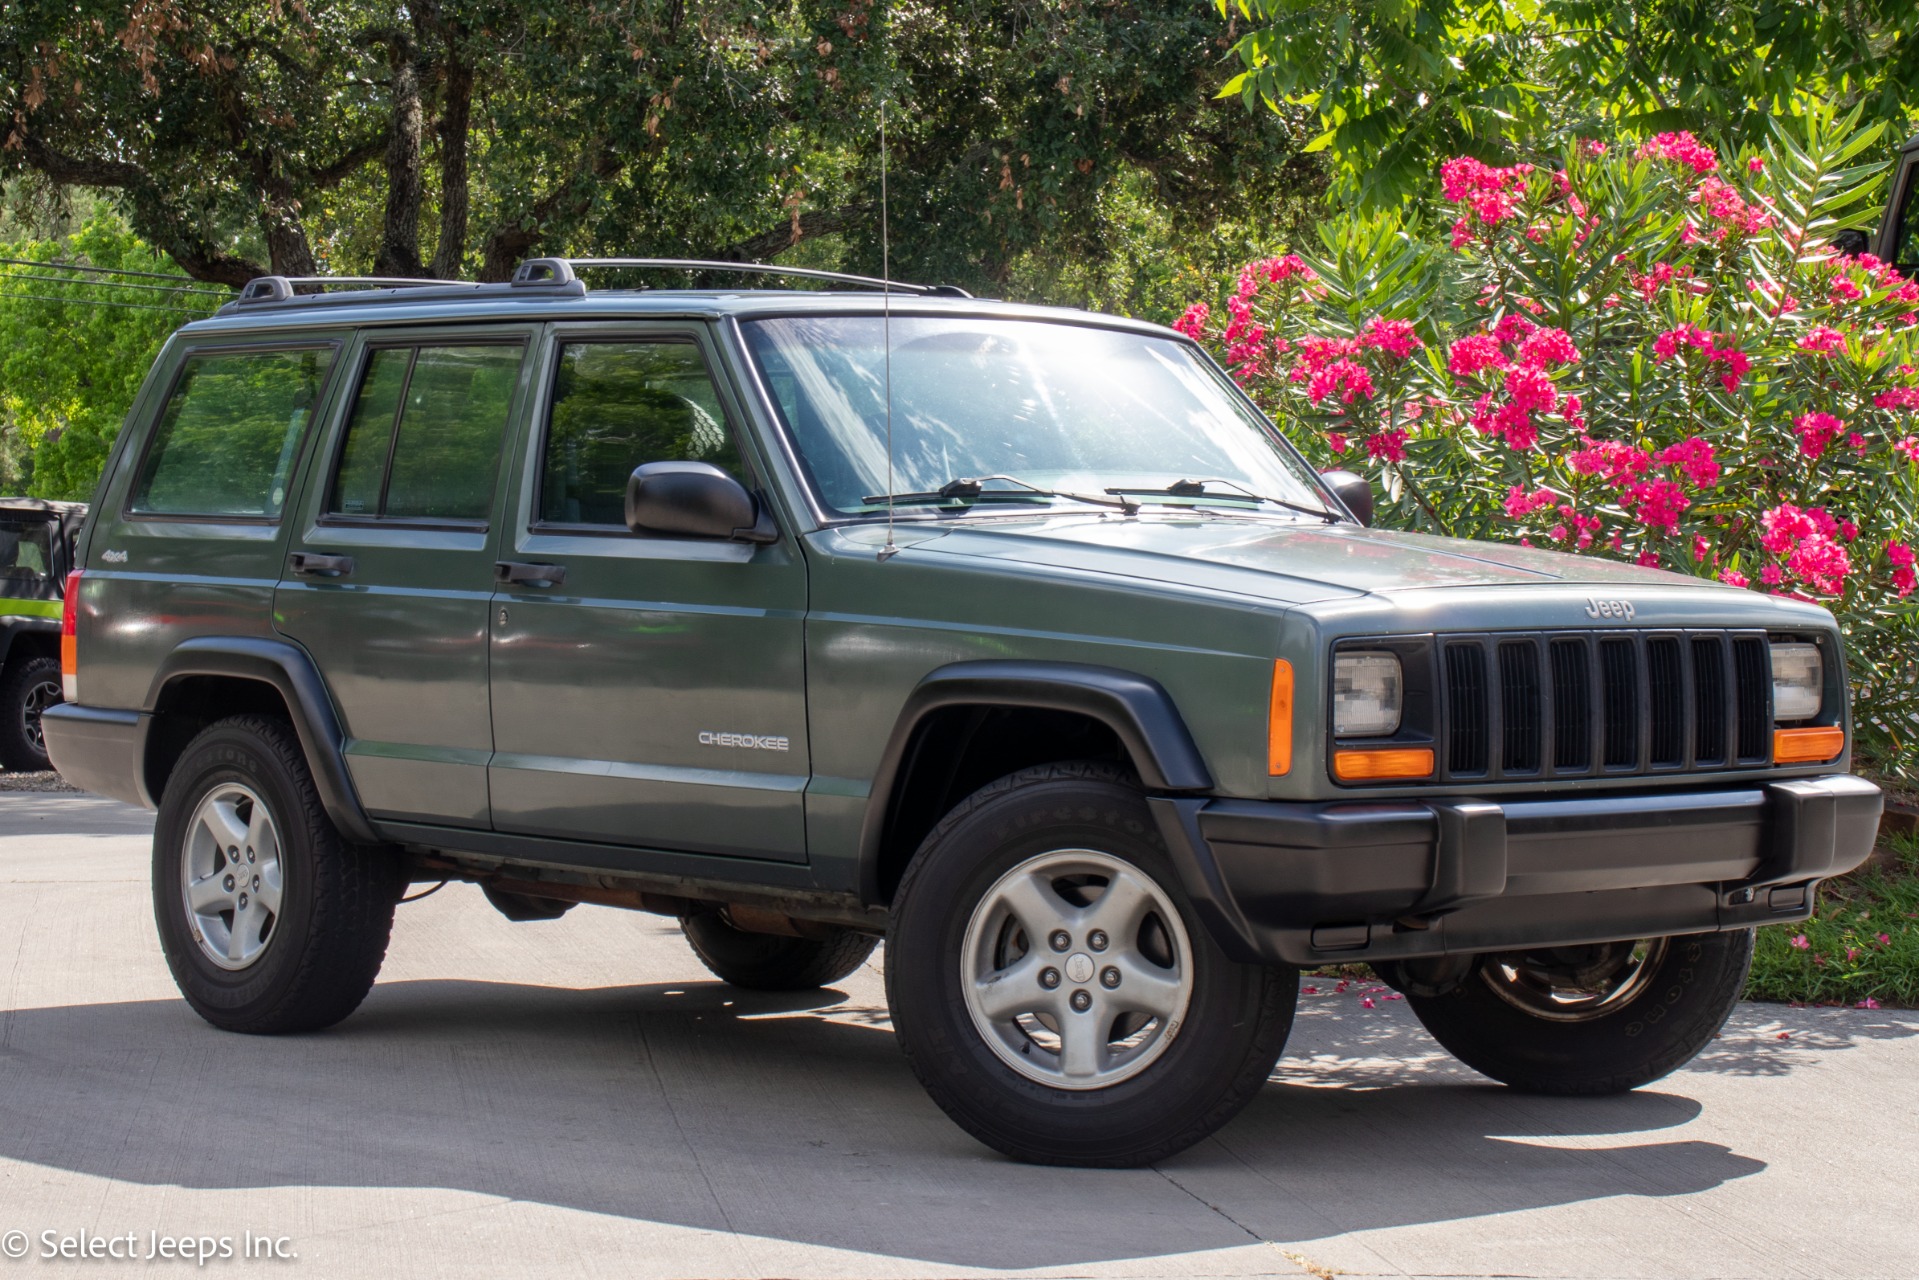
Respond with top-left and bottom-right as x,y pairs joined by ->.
234,275 -> 488,305
513,257 -> 970,297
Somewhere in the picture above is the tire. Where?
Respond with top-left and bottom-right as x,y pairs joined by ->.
885,762 -> 1297,1167
1405,929 -> 1754,1094
152,715 -> 404,1034
0,653 -> 62,772
680,909 -> 877,990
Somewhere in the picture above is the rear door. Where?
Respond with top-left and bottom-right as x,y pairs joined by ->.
485,322 -> 810,860
275,325 -> 538,828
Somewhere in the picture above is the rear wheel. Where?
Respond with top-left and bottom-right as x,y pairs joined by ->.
887,763 -> 1296,1167
1405,929 -> 1753,1094
153,716 -> 403,1034
0,654 -> 62,771
680,909 -> 877,991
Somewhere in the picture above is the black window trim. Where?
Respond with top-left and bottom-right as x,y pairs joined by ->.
526,330 -> 754,537
315,333 -> 529,533
121,339 -> 345,527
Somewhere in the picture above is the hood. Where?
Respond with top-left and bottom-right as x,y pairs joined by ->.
892,512 -> 1714,606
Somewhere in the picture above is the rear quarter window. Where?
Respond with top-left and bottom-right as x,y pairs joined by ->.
130,347 -> 334,519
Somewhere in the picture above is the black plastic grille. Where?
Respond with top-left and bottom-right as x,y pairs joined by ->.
1438,630 -> 1773,780
1445,643 -> 1488,774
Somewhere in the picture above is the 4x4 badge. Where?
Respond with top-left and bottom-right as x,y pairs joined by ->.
1585,597 -> 1636,620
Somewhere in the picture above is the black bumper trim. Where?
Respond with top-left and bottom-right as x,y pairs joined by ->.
1149,773 -> 1882,967
42,703 -> 151,809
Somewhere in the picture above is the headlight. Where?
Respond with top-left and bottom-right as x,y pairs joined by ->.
1333,652 -> 1403,736
1770,642 -> 1823,721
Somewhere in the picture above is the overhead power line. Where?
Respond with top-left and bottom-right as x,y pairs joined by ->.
0,254 -> 233,288
0,270 -> 231,298
0,289 -> 221,315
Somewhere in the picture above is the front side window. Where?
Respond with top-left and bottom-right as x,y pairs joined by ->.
739,316 -> 1328,518
539,340 -> 740,526
132,347 -> 334,518
328,343 -> 524,523
1894,161 -> 1919,272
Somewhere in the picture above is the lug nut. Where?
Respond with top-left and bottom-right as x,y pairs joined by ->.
1101,967 -> 1121,989
251,875 -> 261,892
1088,929 -> 1108,952
1039,967 -> 1061,990
1069,990 -> 1092,1012
237,893 -> 249,909
223,874 -> 235,892
1048,930 -> 1071,952
247,849 -> 256,863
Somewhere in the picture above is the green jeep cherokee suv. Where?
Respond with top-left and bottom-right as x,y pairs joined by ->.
43,259 -> 1882,1167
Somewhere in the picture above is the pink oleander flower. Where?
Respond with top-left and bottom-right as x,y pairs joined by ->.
1786,534 -> 1851,595
1692,534 -> 1711,563
1896,437 -> 1919,463
1876,387 -> 1919,411
1447,332 -> 1510,377
1568,437 -> 1652,484
1720,568 -> 1749,588
1325,432 -> 1349,454
1623,477 -> 1688,533
1760,503 -> 1839,555
1360,317 -> 1421,360
1799,326 -> 1847,356
1761,564 -> 1785,585
1654,437 -> 1721,488
1492,313 -> 1537,346
1639,131 -> 1719,173
1517,326 -> 1580,369
1795,411 -> 1845,460
1636,550 -> 1661,567
1747,156 -> 1764,173
1365,429 -> 1409,463
1172,302 -> 1209,339
1307,359 -> 1376,407
1504,485 -> 1558,519
1503,365 -> 1558,414
1889,541 -> 1916,596
1858,997 -> 1882,1009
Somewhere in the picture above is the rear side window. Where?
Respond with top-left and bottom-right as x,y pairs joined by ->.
328,343 -> 524,523
0,519 -> 54,593
539,341 -> 740,526
131,347 -> 334,518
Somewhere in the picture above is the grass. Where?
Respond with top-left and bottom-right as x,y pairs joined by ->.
1746,828 -> 1919,1008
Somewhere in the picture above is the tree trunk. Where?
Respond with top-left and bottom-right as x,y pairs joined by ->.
376,31 -> 426,277
432,48 -> 473,280
261,186 -> 317,278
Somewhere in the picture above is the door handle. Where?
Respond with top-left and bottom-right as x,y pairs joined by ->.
289,552 -> 356,578
494,560 -> 567,587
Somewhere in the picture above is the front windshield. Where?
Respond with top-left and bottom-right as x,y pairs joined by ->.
739,315 -> 1329,517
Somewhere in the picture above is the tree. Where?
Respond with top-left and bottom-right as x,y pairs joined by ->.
1,0 -> 1322,302
1216,0 -> 1919,206
0,212 -> 220,498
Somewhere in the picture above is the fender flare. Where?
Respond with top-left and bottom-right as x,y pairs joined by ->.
857,660 -> 1214,904
144,636 -> 380,844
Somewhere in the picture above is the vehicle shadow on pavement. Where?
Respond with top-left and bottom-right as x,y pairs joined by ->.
0,977 -> 1780,1269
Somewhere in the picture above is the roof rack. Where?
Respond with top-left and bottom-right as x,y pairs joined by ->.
234,275 -> 489,305
513,257 -> 970,296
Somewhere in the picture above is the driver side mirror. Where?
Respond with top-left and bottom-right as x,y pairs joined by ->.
1320,469 -> 1374,527
625,461 -> 777,544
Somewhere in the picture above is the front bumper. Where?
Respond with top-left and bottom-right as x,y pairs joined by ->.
1148,774 -> 1883,968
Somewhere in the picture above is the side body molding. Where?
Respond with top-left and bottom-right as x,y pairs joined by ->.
144,636 -> 380,844
857,660 -> 1214,903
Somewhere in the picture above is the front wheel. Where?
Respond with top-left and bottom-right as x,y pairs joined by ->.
1405,930 -> 1754,1094
886,763 -> 1296,1167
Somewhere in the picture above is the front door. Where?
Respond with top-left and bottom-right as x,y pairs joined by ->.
276,327 -> 536,827
486,325 -> 809,860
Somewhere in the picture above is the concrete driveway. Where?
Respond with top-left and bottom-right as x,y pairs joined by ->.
0,792 -> 1912,1279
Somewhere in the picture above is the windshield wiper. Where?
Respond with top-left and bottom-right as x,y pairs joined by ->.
863,474 -> 1139,513
1105,477 -> 1339,523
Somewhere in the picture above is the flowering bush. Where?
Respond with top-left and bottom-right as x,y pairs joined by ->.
1178,107 -> 1919,780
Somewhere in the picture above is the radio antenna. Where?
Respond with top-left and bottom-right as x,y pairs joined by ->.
877,98 -> 898,564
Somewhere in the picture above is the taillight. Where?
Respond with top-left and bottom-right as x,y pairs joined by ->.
60,569 -> 80,702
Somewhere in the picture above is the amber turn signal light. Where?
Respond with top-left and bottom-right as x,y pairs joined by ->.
1773,726 -> 1843,764
1267,659 -> 1293,776
1333,747 -> 1435,782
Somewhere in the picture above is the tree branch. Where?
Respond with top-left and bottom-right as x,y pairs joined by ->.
720,204 -> 871,262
